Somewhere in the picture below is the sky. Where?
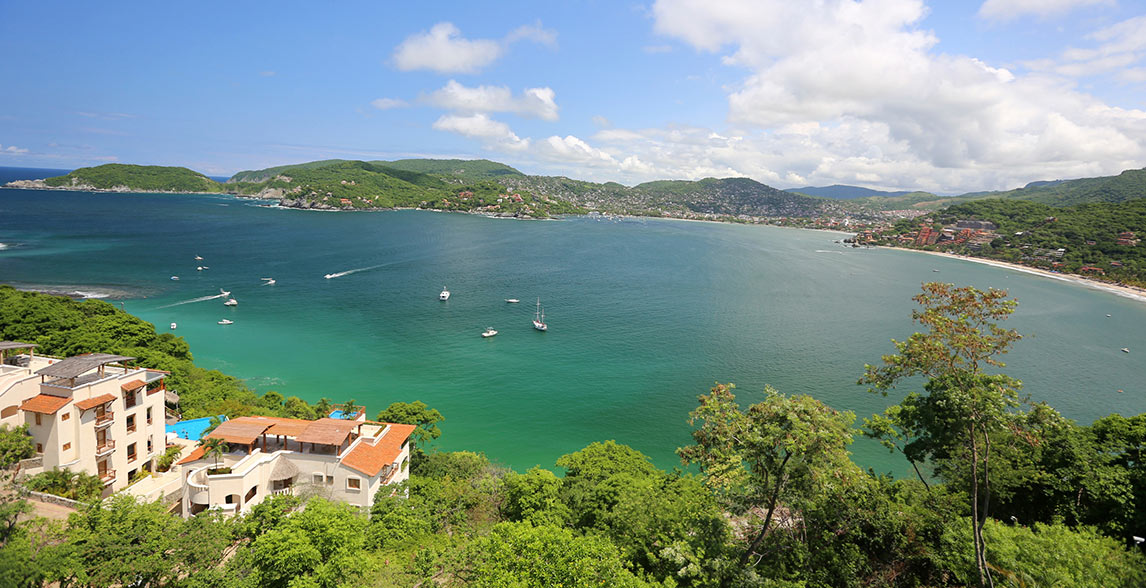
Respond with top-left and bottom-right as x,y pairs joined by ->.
1,0 -> 1145,193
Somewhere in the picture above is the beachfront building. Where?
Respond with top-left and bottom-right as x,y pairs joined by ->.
176,414 -> 414,518
0,342 -> 168,493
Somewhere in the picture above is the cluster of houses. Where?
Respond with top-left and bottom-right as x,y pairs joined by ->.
0,343 -> 414,518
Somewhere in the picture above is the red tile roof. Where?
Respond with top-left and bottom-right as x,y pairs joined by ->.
20,394 -> 72,414
341,423 -> 415,477
120,379 -> 145,392
175,447 -> 205,465
75,393 -> 116,411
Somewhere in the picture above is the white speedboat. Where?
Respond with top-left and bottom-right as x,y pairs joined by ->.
1122,347 -> 1130,353
194,255 -> 203,261
324,273 -> 335,279
170,276 -> 179,281
439,287 -> 450,301
170,322 -> 177,330
261,277 -> 276,285
197,266 -> 204,271
219,288 -> 231,297
505,298 -> 520,303
224,298 -> 238,306
218,319 -> 233,325
533,298 -> 547,331
482,327 -> 498,338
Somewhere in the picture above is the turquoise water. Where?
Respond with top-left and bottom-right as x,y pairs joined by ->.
2,169 -> 1144,474
167,415 -> 226,441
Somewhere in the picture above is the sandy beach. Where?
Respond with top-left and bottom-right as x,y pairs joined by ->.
883,246 -> 1146,304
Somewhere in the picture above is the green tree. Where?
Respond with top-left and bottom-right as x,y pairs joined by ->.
314,397 -> 333,417
236,498 -> 369,588
462,521 -> 651,587
199,437 -> 229,471
678,383 -> 857,569
502,466 -> 569,526
0,424 -> 35,468
376,400 -> 444,450
861,282 -> 1024,587
283,396 -> 317,420
25,468 -> 102,502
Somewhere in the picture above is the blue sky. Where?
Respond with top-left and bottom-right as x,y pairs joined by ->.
1,0 -> 1144,193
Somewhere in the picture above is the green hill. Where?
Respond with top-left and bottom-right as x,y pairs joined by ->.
971,167 -> 1146,206
227,159 -> 350,183
43,164 -> 224,193
379,158 -> 523,180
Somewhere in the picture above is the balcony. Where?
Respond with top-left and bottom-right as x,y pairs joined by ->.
95,440 -> 115,457
95,412 -> 114,428
99,469 -> 116,485
126,424 -> 137,434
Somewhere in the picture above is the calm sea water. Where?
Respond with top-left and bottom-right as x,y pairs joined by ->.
2,167 -> 1143,474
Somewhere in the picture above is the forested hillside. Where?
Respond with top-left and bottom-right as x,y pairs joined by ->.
42,164 -> 223,193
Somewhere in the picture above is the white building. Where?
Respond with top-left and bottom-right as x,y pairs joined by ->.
176,415 -> 414,517
0,343 -> 168,493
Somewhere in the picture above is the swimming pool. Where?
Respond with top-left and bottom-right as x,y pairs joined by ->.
166,415 -> 226,441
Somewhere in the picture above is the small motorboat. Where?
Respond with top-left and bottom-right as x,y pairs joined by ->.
170,276 -> 179,281
1122,347 -> 1130,353
224,298 -> 238,306
1107,314 -> 1112,317
219,288 -> 231,297
439,287 -> 450,301
261,277 -> 276,285
505,298 -> 520,303
482,327 -> 498,338
218,319 -> 233,325
194,255 -> 203,261
170,322 -> 177,330
197,266 -> 204,271
324,273 -> 335,279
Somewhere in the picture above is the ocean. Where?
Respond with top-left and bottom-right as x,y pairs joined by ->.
1,166 -> 1143,474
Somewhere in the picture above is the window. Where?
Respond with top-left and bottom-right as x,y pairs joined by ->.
347,477 -> 361,490
146,407 -> 152,424
36,443 -> 42,453
146,436 -> 153,453
62,412 -> 70,421
125,391 -> 137,409
313,474 -> 324,484
34,413 -> 41,426
126,415 -> 136,433
325,475 -> 334,486
127,442 -> 137,462
402,458 -> 408,471
62,442 -> 71,451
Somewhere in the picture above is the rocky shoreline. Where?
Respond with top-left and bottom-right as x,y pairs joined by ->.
2,179 -> 222,195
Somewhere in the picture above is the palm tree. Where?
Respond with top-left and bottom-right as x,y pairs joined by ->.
338,399 -> 360,419
199,437 -> 229,472
315,397 -> 333,417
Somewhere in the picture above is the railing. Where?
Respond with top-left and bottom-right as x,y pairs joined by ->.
125,395 -> 137,409
126,423 -> 137,433
95,412 -> 114,427
99,469 -> 116,484
271,488 -> 293,496
95,440 -> 115,456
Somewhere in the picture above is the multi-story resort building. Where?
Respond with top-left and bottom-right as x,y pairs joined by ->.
175,415 -> 414,517
1,341 -> 416,516
0,342 -> 168,493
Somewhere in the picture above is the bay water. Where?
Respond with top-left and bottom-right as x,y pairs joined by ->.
2,167 -> 1143,475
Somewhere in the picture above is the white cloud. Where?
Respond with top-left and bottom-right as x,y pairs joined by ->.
392,21 -> 557,74
633,0 -> 1146,192
423,80 -> 558,120
505,21 -> 558,47
1030,15 -> 1146,80
370,98 -> 409,110
432,113 -> 530,151
393,23 -> 504,74
978,0 -> 1112,21
1,144 -> 29,155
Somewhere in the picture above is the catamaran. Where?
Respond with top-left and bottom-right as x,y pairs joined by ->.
532,298 -> 547,331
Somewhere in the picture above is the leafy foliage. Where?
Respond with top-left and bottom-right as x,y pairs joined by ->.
24,468 -> 103,502
42,164 -> 223,192
0,424 -> 35,468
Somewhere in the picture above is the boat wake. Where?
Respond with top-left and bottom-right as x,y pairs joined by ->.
156,291 -> 231,308
814,250 -> 844,254
323,263 -> 387,280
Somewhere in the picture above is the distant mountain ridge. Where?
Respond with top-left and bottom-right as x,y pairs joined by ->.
788,185 -> 919,199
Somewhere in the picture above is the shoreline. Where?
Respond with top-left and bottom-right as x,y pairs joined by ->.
881,246 -> 1146,304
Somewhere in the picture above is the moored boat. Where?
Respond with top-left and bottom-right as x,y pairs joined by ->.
440,287 -> 450,301
482,327 -> 498,338
218,319 -> 233,325
505,298 -> 520,303
533,298 -> 547,331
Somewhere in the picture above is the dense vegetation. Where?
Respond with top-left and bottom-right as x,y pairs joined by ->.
1,283 -> 1144,587
881,197 -> 1146,285
41,164 -> 223,193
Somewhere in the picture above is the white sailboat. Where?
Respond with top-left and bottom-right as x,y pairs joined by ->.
532,298 -> 547,331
